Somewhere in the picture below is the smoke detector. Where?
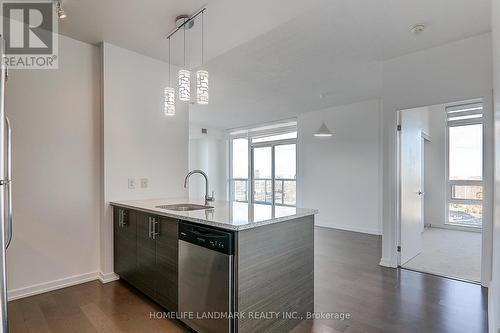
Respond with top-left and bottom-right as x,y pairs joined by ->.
410,24 -> 425,34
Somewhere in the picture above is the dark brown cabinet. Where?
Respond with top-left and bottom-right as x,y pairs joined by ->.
136,212 -> 157,298
113,208 -> 137,284
114,208 -> 178,312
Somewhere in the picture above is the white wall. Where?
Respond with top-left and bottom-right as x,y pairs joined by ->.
101,43 -> 188,277
298,99 -> 382,235
6,35 -> 101,299
489,0 -> 500,331
380,33 -> 493,268
188,124 -> 227,201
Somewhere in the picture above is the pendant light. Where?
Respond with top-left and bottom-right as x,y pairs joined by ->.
178,18 -> 191,102
164,38 -> 175,116
314,94 -> 333,137
314,122 -> 333,137
196,11 -> 209,105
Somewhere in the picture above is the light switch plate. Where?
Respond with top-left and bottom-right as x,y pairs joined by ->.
128,178 -> 136,189
140,178 -> 149,188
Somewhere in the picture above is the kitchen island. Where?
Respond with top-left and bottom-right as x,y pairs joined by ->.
111,198 -> 317,333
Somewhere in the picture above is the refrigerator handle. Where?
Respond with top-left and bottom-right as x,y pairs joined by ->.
4,117 -> 11,249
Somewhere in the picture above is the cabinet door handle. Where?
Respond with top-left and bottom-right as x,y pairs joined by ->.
118,210 -> 128,228
152,218 -> 160,240
148,217 -> 152,238
118,210 -> 125,227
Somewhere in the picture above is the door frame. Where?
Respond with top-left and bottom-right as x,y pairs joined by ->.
395,110 -> 402,266
395,96 -> 493,287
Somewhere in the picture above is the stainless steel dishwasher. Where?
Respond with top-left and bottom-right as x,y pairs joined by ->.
178,222 -> 234,333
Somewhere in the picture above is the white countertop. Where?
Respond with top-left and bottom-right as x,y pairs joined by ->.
110,198 -> 318,231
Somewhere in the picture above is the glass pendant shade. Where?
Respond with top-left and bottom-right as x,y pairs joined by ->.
178,69 -> 191,101
314,122 -> 333,137
164,87 -> 175,116
196,70 -> 209,105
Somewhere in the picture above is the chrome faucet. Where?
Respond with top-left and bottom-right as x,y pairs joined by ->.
184,170 -> 215,202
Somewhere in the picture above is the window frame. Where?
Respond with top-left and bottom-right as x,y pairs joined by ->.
445,100 -> 484,228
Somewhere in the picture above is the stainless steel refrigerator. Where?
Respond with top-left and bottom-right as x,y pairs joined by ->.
0,37 -> 13,333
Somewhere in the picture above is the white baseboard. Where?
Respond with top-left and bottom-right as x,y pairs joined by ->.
98,271 -> 119,283
379,257 -> 397,268
315,221 -> 382,235
8,271 -> 99,301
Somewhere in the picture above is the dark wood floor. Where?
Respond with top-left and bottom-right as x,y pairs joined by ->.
8,227 -> 488,333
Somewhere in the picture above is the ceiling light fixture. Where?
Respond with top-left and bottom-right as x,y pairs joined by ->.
178,16 -> 191,102
165,6 -> 207,105
164,38 -> 175,116
55,1 -> 67,19
196,11 -> 209,105
314,102 -> 333,138
314,122 -> 333,137
410,23 -> 425,34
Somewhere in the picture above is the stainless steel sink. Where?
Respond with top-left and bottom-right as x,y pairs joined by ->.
155,204 -> 213,211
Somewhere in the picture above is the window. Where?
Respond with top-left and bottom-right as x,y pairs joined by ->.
446,101 -> 483,227
274,144 -> 296,206
229,121 -> 297,206
231,138 -> 249,202
253,146 -> 273,204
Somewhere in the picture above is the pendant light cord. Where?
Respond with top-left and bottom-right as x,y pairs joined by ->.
183,18 -> 186,68
201,11 -> 204,66
168,37 -> 171,85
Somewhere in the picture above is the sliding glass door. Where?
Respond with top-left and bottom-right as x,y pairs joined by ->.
252,142 -> 296,207
229,123 -> 297,207
252,146 -> 273,204
274,144 -> 296,206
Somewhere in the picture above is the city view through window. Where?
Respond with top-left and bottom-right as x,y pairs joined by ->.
231,132 -> 297,207
447,110 -> 483,227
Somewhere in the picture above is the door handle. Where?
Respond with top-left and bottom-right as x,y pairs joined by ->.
417,191 -> 424,196
5,117 -> 12,249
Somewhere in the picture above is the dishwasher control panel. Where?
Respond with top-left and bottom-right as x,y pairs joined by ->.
179,222 -> 234,255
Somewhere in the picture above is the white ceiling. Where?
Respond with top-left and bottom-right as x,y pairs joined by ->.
59,0 -> 491,130
188,0 -> 491,129
59,0 -> 325,65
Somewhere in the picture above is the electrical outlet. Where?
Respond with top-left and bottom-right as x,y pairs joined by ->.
140,178 -> 149,188
128,178 -> 136,189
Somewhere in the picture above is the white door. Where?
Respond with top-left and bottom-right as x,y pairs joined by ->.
400,109 -> 424,265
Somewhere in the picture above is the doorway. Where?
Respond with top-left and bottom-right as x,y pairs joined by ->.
397,99 -> 489,283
